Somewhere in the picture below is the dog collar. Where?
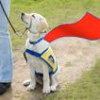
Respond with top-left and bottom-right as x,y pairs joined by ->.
29,37 -> 43,45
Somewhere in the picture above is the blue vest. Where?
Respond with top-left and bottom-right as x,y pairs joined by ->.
24,47 -> 58,75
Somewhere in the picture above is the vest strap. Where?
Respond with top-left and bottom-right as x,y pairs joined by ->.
24,47 -> 58,75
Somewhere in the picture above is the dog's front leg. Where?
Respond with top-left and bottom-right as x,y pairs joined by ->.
27,65 -> 36,91
42,65 -> 51,94
50,74 -> 58,92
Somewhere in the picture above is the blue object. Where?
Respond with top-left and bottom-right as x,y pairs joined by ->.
25,47 -> 58,75
0,0 -> 13,82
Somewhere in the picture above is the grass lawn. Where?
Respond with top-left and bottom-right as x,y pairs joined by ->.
10,0 -> 100,100
42,60 -> 100,100
10,0 -> 100,49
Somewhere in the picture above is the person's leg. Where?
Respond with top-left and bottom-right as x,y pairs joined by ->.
0,0 -> 13,94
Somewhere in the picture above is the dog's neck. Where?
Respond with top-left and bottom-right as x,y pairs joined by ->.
28,32 -> 40,42
26,32 -> 49,53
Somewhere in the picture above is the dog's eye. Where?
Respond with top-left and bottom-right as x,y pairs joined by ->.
32,15 -> 35,18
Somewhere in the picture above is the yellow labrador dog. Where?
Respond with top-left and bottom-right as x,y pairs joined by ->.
21,12 -> 59,94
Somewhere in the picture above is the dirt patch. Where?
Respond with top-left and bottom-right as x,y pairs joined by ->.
0,38 -> 100,100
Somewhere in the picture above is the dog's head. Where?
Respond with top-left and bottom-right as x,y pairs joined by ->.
21,12 -> 48,34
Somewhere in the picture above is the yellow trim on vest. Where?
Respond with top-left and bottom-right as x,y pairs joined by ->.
41,47 -> 57,72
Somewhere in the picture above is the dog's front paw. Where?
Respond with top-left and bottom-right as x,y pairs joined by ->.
27,84 -> 36,91
50,85 -> 57,92
43,86 -> 51,94
23,79 -> 31,86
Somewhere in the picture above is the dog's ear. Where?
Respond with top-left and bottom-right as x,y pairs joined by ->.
37,18 -> 48,32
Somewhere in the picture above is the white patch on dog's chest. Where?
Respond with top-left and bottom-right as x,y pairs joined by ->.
26,53 -> 44,74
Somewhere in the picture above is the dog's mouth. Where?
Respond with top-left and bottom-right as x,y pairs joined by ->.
21,13 -> 24,20
21,13 -> 28,24
20,15 -> 24,22
21,16 -> 29,26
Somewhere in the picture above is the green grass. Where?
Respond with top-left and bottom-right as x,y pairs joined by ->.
10,1 -> 100,99
42,59 -> 100,100
10,0 -> 100,49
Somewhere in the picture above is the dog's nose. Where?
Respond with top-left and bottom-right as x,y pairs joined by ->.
21,12 -> 25,16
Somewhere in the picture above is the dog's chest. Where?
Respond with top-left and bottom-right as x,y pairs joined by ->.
25,39 -> 58,75
25,39 -> 50,74
26,53 -> 44,73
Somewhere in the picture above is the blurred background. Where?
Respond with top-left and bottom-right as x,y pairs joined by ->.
10,0 -> 100,50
